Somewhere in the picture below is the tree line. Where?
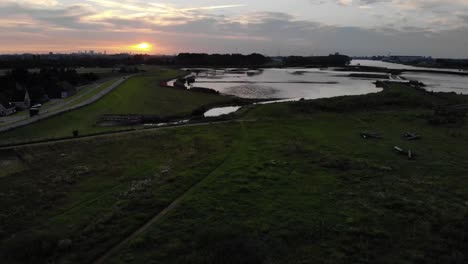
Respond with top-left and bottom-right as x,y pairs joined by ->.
176,53 -> 271,66
0,68 -> 99,105
0,53 -> 354,68
283,53 -> 351,67
435,59 -> 468,69
0,54 -> 173,69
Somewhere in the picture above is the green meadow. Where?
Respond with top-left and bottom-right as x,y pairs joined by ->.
0,69 -> 234,144
0,81 -> 467,264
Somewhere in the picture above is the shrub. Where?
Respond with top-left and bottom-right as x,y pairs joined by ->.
1,230 -> 59,263
190,227 -> 268,264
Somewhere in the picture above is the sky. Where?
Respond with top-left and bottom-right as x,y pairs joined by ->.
0,0 -> 468,57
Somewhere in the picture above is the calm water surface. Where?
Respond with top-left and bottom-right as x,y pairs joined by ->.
190,68 -> 383,99
403,72 -> 468,93
204,106 -> 242,117
183,62 -> 468,99
174,62 -> 468,116
351,60 -> 468,94
350,60 -> 464,72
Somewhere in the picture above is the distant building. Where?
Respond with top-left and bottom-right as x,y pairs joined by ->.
11,83 -> 31,110
0,102 -> 16,116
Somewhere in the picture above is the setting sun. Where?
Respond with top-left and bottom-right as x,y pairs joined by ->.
131,42 -> 152,52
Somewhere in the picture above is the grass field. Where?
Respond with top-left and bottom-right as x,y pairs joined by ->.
1,83 -> 467,264
0,125 -> 237,263
0,69 -> 234,144
106,86 -> 468,264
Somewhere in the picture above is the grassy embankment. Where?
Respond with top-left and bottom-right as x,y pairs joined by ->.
0,83 -> 467,264
106,83 -> 468,264
0,69 -> 234,144
58,79 -> 119,108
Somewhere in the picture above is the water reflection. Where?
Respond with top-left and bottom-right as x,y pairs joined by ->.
204,106 -> 241,117
189,68 -> 383,99
350,60 -> 464,72
173,62 -> 468,117
403,72 -> 468,93
352,60 -> 468,94
172,63 -> 468,98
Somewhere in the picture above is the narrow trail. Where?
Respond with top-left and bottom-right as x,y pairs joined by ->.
0,120 -> 259,150
92,121 -> 248,264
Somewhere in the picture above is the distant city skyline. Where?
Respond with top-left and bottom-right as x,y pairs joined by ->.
1,0 -> 468,58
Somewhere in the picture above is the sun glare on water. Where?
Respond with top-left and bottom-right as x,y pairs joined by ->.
131,42 -> 152,52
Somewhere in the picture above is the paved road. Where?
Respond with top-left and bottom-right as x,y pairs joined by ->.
0,76 -> 131,133
0,82 -> 102,125
41,83 -> 102,113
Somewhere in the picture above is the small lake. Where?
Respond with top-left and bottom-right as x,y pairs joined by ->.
168,61 -> 468,117
204,106 -> 242,117
179,68 -> 384,99
172,62 -> 468,99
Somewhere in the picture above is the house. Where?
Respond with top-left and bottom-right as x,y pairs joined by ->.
0,102 -> 16,116
60,81 -> 77,98
11,83 -> 31,110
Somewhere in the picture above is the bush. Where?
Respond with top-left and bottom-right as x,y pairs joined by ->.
1,230 -> 59,263
428,109 -> 466,126
189,227 -> 268,264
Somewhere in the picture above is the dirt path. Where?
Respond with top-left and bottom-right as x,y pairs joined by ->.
0,119 -> 259,150
92,122 -> 247,264
92,178 -> 205,264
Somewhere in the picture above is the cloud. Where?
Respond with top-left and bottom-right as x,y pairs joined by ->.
0,0 -> 467,57
313,0 -> 468,32
4,0 -> 59,7
180,5 -> 246,11
338,0 -> 353,5
0,1 -> 102,30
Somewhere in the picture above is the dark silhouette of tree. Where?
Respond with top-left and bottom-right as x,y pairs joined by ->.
0,68 -> 100,104
284,53 -> 351,67
176,53 -> 270,66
